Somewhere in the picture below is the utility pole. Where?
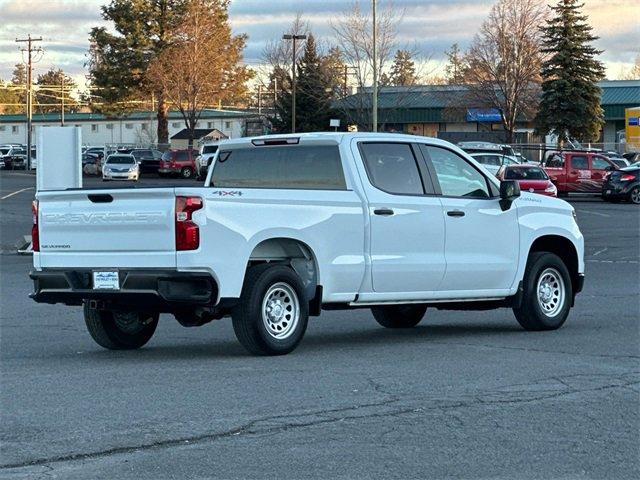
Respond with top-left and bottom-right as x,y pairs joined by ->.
61,76 -> 65,126
283,33 -> 306,133
372,0 -> 378,132
15,34 -> 42,170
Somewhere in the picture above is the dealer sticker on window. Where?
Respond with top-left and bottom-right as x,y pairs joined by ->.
93,271 -> 120,290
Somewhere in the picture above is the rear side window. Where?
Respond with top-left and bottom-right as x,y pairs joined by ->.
571,156 -> 588,169
359,143 -> 424,195
211,145 -> 346,190
176,151 -> 190,161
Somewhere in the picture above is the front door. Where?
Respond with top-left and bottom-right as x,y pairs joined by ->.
420,144 -> 520,293
355,141 -> 446,294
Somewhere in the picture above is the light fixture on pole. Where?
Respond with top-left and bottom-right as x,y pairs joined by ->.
282,33 -> 306,133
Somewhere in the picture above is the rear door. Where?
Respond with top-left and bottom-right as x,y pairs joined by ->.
356,141 -> 446,294
37,188 -> 177,269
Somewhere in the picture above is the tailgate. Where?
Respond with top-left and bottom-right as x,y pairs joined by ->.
36,188 -> 176,269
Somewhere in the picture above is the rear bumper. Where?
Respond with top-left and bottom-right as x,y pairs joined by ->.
30,269 -> 218,311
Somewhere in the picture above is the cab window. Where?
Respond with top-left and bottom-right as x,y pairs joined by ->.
359,143 -> 425,195
570,155 -> 588,169
421,145 -> 491,198
592,156 -> 611,170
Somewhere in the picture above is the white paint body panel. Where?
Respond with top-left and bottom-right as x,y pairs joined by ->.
33,132 -> 585,306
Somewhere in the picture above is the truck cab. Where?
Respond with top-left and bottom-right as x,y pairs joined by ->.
543,150 -> 617,194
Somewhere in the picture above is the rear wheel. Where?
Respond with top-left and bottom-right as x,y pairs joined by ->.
232,264 -> 308,355
83,303 -> 158,350
371,304 -> 427,328
513,252 -> 572,331
629,186 -> 640,204
181,167 -> 193,179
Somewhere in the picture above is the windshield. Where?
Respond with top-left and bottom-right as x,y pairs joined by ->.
106,156 -> 135,165
202,145 -> 218,154
505,167 -> 549,180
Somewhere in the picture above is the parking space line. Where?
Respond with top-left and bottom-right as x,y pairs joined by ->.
576,209 -> 611,218
592,247 -> 608,257
0,187 -> 34,200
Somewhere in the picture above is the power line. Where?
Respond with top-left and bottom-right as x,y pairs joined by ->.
15,34 -> 42,170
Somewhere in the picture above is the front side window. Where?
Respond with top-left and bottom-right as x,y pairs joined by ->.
211,145 -> 346,190
359,143 -> 424,195
422,145 -> 490,198
592,156 -> 610,170
571,155 -> 588,169
176,151 -> 189,161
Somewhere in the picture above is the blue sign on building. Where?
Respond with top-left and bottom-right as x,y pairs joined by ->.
629,117 -> 639,126
466,108 -> 503,123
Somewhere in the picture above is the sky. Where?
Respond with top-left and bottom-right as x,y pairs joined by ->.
0,0 -> 638,90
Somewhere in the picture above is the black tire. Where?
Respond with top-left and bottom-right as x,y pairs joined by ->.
371,304 -> 427,328
513,252 -> 573,331
83,302 -> 159,350
181,167 -> 193,179
629,186 -> 640,205
232,264 -> 309,355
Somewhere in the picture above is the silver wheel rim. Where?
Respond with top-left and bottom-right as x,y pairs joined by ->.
536,268 -> 565,318
261,282 -> 300,340
631,188 -> 640,204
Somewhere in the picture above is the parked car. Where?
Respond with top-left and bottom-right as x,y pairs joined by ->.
102,154 -> 139,181
130,148 -> 163,174
458,141 -> 516,157
30,133 -> 585,356
496,164 -> 557,197
159,149 -> 198,178
0,144 -> 26,169
602,166 -> 640,204
542,150 -> 618,195
608,158 -> 630,169
197,143 -> 219,178
82,153 -> 101,175
84,146 -> 106,162
622,152 -> 640,164
469,152 -> 519,175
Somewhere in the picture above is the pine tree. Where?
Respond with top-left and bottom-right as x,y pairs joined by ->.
444,43 -> 466,84
386,50 -> 418,86
535,0 -> 606,145
35,68 -> 78,114
88,0 -> 189,144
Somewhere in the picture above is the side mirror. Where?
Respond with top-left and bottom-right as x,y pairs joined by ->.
499,180 -> 520,211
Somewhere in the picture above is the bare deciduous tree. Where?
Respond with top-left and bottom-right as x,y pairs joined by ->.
147,0 -> 253,146
331,0 -> 404,130
464,0 -> 548,142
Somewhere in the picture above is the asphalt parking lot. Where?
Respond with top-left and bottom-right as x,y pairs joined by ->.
1,170 -> 638,479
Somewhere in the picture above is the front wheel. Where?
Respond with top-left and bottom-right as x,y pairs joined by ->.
83,303 -> 158,349
232,264 -> 309,355
513,252 -> 572,331
371,304 -> 427,328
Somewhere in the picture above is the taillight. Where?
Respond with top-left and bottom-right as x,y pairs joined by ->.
175,196 -> 203,251
32,200 -> 40,252
619,174 -> 635,182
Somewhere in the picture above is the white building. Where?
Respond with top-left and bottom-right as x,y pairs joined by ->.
0,109 -> 258,147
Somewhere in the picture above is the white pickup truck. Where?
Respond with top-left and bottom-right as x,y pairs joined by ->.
30,133 -> 584,355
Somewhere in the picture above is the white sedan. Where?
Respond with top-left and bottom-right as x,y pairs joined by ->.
102,154 -> 139,181
469,153 -> 520,176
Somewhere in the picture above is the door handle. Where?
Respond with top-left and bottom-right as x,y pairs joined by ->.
447,210 -> 465,217
373,208 -> 394,216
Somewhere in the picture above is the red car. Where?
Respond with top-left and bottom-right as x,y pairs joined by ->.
497,164 -> 557,197
542,150 -> 617,195
158,149 -> 199,179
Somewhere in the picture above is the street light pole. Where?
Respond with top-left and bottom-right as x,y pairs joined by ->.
372,0 -> 378,132
283,33 -> 306,133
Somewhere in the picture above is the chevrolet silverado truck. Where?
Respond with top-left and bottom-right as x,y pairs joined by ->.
30,133 -> 585,355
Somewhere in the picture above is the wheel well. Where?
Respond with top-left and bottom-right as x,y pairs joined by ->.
529,235 -> 579,293
248,238 -> 320,312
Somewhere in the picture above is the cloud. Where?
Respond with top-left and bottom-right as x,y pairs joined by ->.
0,0 -> 636,82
